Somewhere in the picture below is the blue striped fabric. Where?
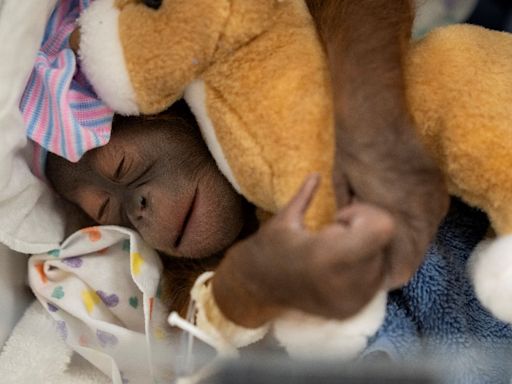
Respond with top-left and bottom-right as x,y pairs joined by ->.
19,0 -> 114,178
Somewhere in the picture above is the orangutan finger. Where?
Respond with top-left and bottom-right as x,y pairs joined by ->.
278,173 -> 321,228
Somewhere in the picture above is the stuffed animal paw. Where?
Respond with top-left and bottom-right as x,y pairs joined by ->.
273,291 -> 387,360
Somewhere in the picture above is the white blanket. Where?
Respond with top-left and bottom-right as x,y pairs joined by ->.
0,0 -> 65,255
28,226 -> 180,384
0,300 -> 110,384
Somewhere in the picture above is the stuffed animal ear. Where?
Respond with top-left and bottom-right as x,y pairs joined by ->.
77,0 -> 139,115
78,0 -> 230,116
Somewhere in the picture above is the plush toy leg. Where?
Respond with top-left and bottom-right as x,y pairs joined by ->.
469,236 -> 512,323
272,291 -> 387,360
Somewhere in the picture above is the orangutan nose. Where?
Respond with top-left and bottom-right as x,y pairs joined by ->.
127,192 -> 148,224
138,195 -> 147,211
142,0 -> 162,10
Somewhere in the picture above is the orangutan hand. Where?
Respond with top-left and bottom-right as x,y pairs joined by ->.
212,174 -> 395,328
307,0 -> 449,290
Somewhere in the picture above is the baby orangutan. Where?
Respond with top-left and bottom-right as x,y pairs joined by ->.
48,0 -> 448,329
46,101 -> 395,326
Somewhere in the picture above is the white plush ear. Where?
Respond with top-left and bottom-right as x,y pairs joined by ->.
78,0 -> 139,115
272,291 -> 387,360
469,235 -> 512,323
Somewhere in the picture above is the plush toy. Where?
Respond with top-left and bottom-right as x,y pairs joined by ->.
76,0 -> 512,360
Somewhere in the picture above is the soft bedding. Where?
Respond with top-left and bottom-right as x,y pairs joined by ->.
0,245 -> 32,347
0,301 -> 110,384
364,199 -> 512,383
0,0 -> 65,254
28,226 -> 178,383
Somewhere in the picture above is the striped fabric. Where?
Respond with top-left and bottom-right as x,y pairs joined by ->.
20,0 -> 113,178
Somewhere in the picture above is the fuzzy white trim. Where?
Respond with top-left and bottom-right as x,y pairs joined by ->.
0,301 -> 110,383
184,81 -> 242,194
273,291 -> 387,360
78,0 -> 139,115
469,235 -> 512,323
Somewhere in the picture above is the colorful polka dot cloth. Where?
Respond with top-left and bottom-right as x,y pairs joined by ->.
28,226 -> 182,384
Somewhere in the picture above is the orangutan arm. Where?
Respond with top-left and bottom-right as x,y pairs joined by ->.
307,0 -> 449,287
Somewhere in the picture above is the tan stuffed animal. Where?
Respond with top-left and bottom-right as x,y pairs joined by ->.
77,0 -> 512,358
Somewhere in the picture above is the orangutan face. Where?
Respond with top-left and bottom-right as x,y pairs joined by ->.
46,103 -> 245,259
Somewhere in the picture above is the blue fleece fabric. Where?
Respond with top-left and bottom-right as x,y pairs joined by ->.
363,199 -> 512,383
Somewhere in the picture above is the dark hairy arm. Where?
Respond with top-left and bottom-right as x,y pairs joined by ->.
212,175 -> 395,328
307,0 -> 449,287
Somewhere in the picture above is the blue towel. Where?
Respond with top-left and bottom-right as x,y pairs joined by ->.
363,199 -> 512,383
